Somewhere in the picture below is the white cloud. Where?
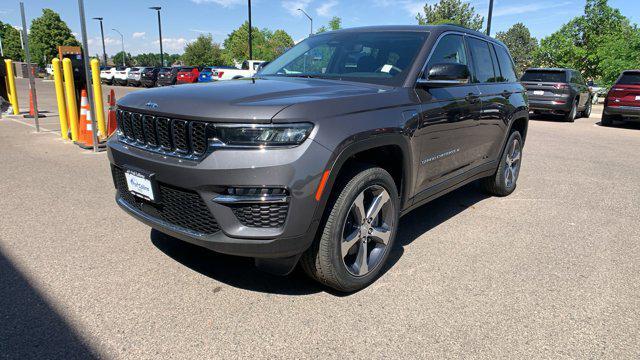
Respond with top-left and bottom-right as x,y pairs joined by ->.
132,32 -> 146,39
493,1 -> 572,17
191,0 -> 244,7
157,38 -> 190,52
316,0 -> 338,17
373,0 -> 423,17
281,0 -> 312,16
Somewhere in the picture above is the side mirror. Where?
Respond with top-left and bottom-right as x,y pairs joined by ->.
417,63 -> 470,87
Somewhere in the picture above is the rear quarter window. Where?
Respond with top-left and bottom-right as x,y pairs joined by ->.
494,45 -> 518,82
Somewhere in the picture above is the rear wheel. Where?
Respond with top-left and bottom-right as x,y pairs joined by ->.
565,99 -> 578,122
301,166 -> 399,292
601,113 -> 614,126
581,98 -> 592,118
481,131 -> 523,197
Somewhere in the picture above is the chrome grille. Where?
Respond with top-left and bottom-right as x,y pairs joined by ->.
116,110 -> 211,159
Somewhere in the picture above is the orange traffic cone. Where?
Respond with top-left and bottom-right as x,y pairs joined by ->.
23,91 -> 47,118
106,89 -> 118,137
75,89 -> 95,149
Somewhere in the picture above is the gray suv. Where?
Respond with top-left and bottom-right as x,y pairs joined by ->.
521,68 -> 592,122
108,25 -> 529,292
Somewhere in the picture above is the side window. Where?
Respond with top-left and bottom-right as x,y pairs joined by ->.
425,34 -> 468,71
467,37 -> 496,83
494,45 -> 518,82
489,44 -> 501,82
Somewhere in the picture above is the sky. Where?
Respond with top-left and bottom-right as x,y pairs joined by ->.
0,0 -> 638,57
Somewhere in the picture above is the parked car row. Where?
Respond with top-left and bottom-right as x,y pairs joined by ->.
99,60 -> 266,87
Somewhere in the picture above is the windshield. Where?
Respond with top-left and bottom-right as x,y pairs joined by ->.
617,72 -> 640,85
521,70 -> 566,83
260,31 -> 428,86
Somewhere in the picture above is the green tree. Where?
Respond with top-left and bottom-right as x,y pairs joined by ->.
535,0 -> 636,84
133,53 -> 161,67
317,16 -> 342,33
112,51 -> 132,67
182,34 -> 223,66
266,29 -> 294,59
222,22 -> 294,64
29,9 -> 79,66
495,23 -> 538,75
416,0 -> 483,31
0,21 -> 24,61
595,29 -> 640,85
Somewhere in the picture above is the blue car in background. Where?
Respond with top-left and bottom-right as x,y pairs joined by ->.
198,67 -> 215,82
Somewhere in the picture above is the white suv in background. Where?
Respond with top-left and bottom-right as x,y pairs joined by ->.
113,67 -> 131,86
100,67 -> 117,84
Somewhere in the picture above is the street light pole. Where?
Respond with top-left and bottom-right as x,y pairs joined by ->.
247,0 -> 252,60
297,8 -> 313,37
486,0 -> 494,36
149,7 -> 164,66
112,29 -> 125,66
93,17 -> 107,66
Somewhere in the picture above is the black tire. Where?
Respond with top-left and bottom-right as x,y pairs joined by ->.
565,99 -> 578,122
300,166 -> 399,292
601,113 -> 614,126
581,98 -> 592,118
481,131 -> 523,197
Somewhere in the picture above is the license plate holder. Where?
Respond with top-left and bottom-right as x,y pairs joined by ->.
124,168 -> 158,202
635,95 -> 640,101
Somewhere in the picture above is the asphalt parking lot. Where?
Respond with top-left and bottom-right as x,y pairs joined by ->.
1,78 -> 639,359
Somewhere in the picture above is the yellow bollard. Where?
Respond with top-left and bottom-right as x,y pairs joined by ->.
62,58 -> 79,141
4,59 -> 20,115
52,58 -> 69,140
90,58 -> 106,139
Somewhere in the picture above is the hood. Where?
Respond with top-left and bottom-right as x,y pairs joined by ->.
117,77 -> 384,123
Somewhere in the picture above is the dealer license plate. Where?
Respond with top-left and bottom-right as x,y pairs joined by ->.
533,90 -> 544,96
125,170 -> 155,201
635,95 -> 640,101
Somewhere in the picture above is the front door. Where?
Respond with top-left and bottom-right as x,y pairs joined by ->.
413,33 -> 482,195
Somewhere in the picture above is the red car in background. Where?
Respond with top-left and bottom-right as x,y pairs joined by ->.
602,70 -> 640,126
176,66 -> 200,84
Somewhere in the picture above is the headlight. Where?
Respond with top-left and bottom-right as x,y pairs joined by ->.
211,123 -> 313,147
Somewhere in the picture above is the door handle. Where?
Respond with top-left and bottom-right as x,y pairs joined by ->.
466,93 -> 480,103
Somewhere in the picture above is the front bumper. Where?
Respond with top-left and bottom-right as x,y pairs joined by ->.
107,136 -> 331,258
604,105 -> 640,119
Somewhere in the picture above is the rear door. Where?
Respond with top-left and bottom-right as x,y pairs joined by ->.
465,36 -> 508,163
521,70 -> 569,101
569,70 -> 590,109
609,71 -> 640,107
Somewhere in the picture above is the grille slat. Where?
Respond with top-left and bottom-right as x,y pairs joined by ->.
113,167 -> 220,235
117,110 -> 209,158
232,204 -> 289,228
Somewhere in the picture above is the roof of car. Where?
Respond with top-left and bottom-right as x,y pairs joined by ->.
323,24 -> 503,44
525,68 -> 572,72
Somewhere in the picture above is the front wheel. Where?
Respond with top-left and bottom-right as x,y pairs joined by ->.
301,166 -> 399,292
481,131 -> 523,197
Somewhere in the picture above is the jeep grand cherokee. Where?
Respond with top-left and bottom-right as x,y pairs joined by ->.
108,25 -> 529,292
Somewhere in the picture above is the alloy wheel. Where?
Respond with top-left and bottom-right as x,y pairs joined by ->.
341,185 -> 394,277
504,137 -> 522,188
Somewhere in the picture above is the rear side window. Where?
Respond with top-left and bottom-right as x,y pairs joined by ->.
426,34 -> 468,70
467,37 -> 496,83
521,70 -> 566,83
617,72 -> 640,84
494,45 -> 518,82
181,67 -> 194,72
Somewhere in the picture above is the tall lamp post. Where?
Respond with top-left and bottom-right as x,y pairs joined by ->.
149,7 -> 164,66
486,0 -> 494,36
297,8 -> 313,37
247,0 -> 252,60
112,28 -> 125,66
92,17 -> 107,66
